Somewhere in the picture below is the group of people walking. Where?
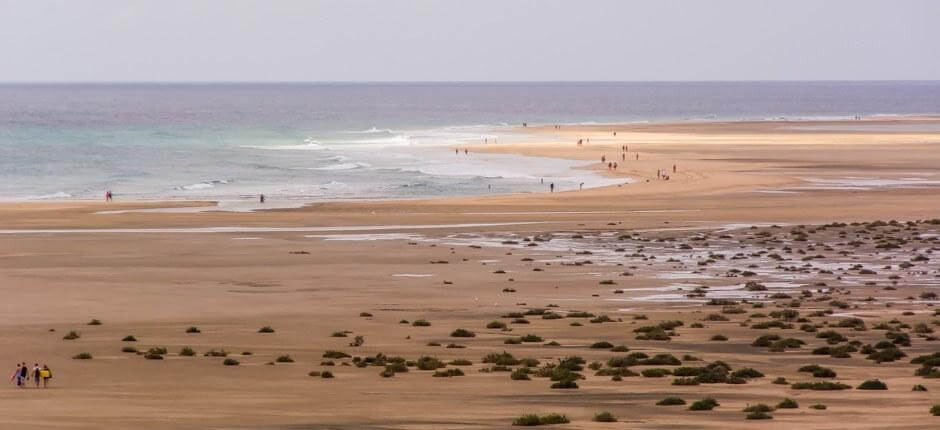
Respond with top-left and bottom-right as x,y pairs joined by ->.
11,363 -> 52,388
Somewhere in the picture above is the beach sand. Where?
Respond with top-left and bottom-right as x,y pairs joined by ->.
1,118 -> 939,429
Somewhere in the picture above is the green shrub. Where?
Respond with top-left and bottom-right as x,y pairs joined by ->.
710,334 -> 728,341
810,404 -> 827,410
483,352 -> 519,366
689,398 -> 719,411
451,328 -> 475,337
512,413 -> 569,426
87,319 -> 102,326
449,359 -> 472,366
590,341 -> 614,349
731,368 -> 764,379
791,381 -> 851,390
487,321 -> 507,329
511,369 -> 531,380
777,398 -> 799,409
320,371 -> 334,378
416,356 -> 445,370
322,350 -> 350,359
931,405 -> 940,416
746,411 -> 773,420
642,368 -> 672,377
204,349 -> 228,357
913,384 -> 928,391
72,352 -> 92,360
63,331 -> 80,340
656,397 -> 686,406
550,379 -> 578,389
223,358 -> 239,366
258,326 -> 275,333
275,355 -> 294,363
432,368 -> 464,377
186,326 -> 201,333
122,335 -> 137,342
412,319 -> 431,327
593,411 -> 617,422
857,379 -> 887,390
121,346 -> 137,353
743,404 -> 774,413
179,346 -> 196,356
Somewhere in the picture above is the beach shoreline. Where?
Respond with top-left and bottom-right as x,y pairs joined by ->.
2,116 -> 940,429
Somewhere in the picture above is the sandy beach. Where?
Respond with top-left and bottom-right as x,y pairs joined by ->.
2,118 -> 940,429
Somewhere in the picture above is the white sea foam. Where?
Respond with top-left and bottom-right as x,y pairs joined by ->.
311,162 -> 371,171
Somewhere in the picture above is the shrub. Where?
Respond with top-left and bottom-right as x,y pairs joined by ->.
186,326 -> 201,333
412,319 -> 431,327
772,377 -> 788,385
223,358 -> 239,366
641,368 -> 672,377
258,326 -> 275,333
520,334 -> 543,342
511,369 -> 531,380
416,356 -> 445,370
672,377 -> 699,386
656,397 -> 686,406
121,346 -> 138,353
432,368 -> 464,377
487,321 -> 507,329
743,404 -> 774,413
731,368 -> 764,379
72,352 -> 92,360
810,404 -> 827,410
449,359 -> 472,366
179,346 -> 196,356
122,335 -> 137,342
204,349 -> 228,357
512,413 -> 569,426
590,341 -> 614,349
913,384 -> 928,391
322,350 -> 350,359
275,355 -> 294,363
308,371 -> 321,377
791,381 -> 850,390
931,405 -> 940,416
710,334 -> 728,341
777,398 -> 799,409
451,328 -> 475,337
144,352 -> 164,360
87,319 -> 102,326
550,379 -> 578,389
799,364 -> 836,378
689,398 -> 719,411
593,411 -> 617,422
146,346 -> 168,355
857,379 -> 887,390
320,371 -> 334,378
640,354 -> 681,366
63,331 -> 80,340
746,411 -> 773,420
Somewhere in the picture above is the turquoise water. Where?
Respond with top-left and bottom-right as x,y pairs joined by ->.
1,82 -> 938,201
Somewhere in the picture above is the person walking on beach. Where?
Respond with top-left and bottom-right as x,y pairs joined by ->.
259,194 -> 265,204
673,164 -> 677,173
14,362 -> 27,387
601,155 -> 606,163
32,363 -> 41,387
549,183 -> 554,193
40,365 -> 51,388
579,182 -> 583,190
11,364 -> 22,387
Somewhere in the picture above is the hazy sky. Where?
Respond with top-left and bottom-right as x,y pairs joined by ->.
1,0 -> 937,82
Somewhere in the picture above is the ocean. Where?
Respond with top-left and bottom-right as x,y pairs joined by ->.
1,81 -> 938,202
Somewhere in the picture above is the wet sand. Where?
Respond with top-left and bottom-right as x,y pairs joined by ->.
1,118 -> 939,429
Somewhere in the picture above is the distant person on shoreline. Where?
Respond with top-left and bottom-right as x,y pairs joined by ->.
105,190 -> 113,202
579,182 -> 583,190
40,365 -> 51,388
32,363 -> 41,387
550,183 -> 554,192
259,194 -> 265,204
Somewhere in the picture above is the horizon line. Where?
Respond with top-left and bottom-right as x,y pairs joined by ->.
1,79 -> 939,85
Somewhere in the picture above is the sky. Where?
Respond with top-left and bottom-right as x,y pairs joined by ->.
1,0 -> 938,82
